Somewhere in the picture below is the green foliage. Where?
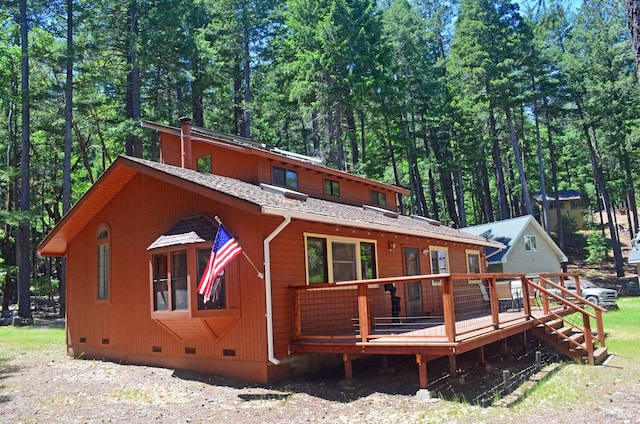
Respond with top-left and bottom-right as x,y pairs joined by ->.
584,231 -> 609,264
2,0 -> 640,295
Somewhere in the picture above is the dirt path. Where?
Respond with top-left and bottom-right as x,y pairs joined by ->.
2,328 -> 640,424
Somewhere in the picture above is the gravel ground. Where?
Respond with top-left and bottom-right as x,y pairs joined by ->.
2,324 -> 640,424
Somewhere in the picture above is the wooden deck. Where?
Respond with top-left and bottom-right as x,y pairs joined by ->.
290,273 -> 608,389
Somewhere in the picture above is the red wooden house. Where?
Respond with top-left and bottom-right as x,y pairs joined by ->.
38,118 -> 608,389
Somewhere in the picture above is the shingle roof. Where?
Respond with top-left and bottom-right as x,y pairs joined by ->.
147,214 -> 218,250
462,215 -> 567,264
123,156 -> 501,248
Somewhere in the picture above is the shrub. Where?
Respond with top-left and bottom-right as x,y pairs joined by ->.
585,231 -> 609,263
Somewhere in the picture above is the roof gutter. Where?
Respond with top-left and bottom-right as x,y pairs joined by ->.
260,206 -> 504,250
263,215 -> 292,365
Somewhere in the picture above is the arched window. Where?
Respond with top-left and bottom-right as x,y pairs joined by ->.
97,225 -> 110,300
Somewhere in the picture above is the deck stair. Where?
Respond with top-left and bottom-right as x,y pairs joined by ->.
528,276 -> 610,366
532,316 -> 608,365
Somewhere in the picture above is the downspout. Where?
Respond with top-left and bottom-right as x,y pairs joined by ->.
263,214 -> 292,365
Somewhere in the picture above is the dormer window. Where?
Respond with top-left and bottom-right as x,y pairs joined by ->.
273,166 -> 298,188
370,190 -> 387,207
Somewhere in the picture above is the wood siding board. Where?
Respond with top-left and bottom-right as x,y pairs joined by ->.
64,172 -> 269,371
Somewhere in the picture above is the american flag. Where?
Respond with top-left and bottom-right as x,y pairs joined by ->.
197,225 -> 243,301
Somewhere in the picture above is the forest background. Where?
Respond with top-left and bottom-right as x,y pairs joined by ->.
2,0 -> 640,318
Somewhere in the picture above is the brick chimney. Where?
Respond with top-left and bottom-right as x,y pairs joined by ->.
179,116 -> 193,169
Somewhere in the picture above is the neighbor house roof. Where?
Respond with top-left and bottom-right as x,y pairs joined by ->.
39,156 -> 502,256
461,215 -> 567,264
531,190 -> 583,202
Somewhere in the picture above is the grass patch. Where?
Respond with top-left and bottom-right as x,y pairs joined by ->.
0,326 -> 65,361
601,297 -> 640,357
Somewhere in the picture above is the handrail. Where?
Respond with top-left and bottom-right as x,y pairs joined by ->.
528,279 -> 599,317
290,272 -> 607,353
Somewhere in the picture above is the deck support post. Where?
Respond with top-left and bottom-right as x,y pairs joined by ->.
380,354 -> 388,369
416,354 -> 428,389
478,346 -> 486,365
501,338 -> 508,358
448,355 -> 457,378
342,354 -> 353,381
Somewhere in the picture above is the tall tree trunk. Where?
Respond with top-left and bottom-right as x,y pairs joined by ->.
505,106 -> 533,215
17,0 -> 32,319
428,169 -> 439,220
125,0 -> 142,157
576,101 -> 625,277
3,84 -> 17,312
233,60 -> 242,135
542,96 -> 565,253
532,93 -> 550,234
456,170 -> 466,228
60,0 -> 74,317
426,127 -> 458,227
489,105 -> 509,220
625,0 -> 640,83
241,6 -> 251,138
479,155 -> 494,223
382,113 -> 404,214
346,108 -> 358,164
359,111 -> 366,163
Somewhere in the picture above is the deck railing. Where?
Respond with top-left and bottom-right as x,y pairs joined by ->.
291,273 -> 560,343
291,272 -> 606,350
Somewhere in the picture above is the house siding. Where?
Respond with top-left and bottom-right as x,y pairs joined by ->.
160,132 -> 400,211
65,173 -> 273,383
502,224 -> 563,274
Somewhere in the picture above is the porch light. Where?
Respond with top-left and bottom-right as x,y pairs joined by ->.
422,248 -> 429,256
388,242 -> 396,252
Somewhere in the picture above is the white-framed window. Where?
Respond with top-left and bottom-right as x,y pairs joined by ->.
304,233 -> 377,284
97,225 -> 110,301
466,249 -> 482,284
151,250 -> 188,311
524,235 -> 537,252
429,246 -> 449,286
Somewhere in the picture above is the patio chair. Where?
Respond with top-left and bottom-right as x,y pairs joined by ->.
510,280 -> 523,311
478,283 -> 491,312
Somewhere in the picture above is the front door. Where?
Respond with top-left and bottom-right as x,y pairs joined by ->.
404,247 -> 423,318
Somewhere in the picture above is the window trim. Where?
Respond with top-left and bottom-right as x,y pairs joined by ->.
524,235 -> 537,252
151,249 -> 189,313
96,224 -> 111,302
429,246 -> 449,287
148,242 -> 239,320
304,233 -> 378,285
465,249 -> 482,284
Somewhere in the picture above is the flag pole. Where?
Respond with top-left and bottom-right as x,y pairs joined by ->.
215,216 -> 264,279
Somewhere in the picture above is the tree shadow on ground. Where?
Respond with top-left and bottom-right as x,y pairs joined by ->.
172,333 -> 563,406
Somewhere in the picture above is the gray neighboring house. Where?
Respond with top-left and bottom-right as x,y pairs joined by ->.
463,215 -> 568,274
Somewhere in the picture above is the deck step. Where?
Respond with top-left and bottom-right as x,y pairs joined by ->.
554,326 -> 573,338
585,347 -> 609,365
566,332 -> 585,345
545,319 -> 564,330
